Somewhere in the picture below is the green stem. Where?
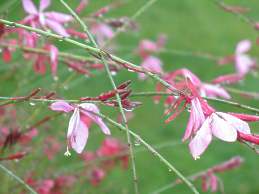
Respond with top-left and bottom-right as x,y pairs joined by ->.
59,1 -> 140,193
0,164 -> 37,194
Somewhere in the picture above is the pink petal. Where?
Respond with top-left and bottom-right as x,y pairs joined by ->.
192,98 -> 205,132
139,56 -> 163,80
182,109 -> 194,141
138,39 -> 158,57
216,112 -> 251,134
91,23 -> 114,44
39,13 -> 46,26
39,0 -> 50,12
228,112 -> 259,122
201,83 -> 231,99
22,0 -> 38,15
67,108 -> 80,138
45,12 -> 73,23
45,19 -> 70,37
76,0 -> 89,14
189,117 -> 212,159
45,44 -> 59,76
50,101 -> 74,113
235,40 -> 251,54
209,174 -> 218,192
211,113 -> 237,142
69,121 -> 88,153
212,73 -> 243,84
235,54 -> 254,76
80,103 -> 111,135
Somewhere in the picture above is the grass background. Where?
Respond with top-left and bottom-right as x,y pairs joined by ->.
0,0 -> 259,193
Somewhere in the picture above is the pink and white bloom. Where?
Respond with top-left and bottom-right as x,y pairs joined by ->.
235,40 -> 255,76
139,56 -> 163,80
50,101 -> 110,154
189,112 -> 251,159
165,68 -> 231,99
21,0 -> 73,37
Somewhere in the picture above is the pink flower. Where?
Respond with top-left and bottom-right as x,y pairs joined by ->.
50,101 -> 110,154
138,56 -> 163,79
21,0 -> 72,37
164,68 -> 231,99
235,40 -> 255,76
138,34 -> 167,58
189,112 -> 251,159
89,168 -> 106,186
91,23 -> 114,45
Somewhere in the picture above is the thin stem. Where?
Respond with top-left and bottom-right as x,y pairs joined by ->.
1,90 -> 259,114
0,163 -> 37,194
212,0 -> 257,30
0,42 -> 95,63
58,1 -> 140,193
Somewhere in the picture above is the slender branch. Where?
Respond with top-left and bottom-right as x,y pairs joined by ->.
59,1 -> 140,193
0,43 -> 94,63
0,163 -> 37,194
212,0 -> 256,29
1,90 -> 259,114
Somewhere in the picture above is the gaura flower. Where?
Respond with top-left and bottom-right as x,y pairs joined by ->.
21,0 -> 73,37
189,112 -> 251,159
167,68 -> 231,99
50,101 -> 110,154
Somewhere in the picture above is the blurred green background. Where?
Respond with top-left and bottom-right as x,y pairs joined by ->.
0,0 -> 259,193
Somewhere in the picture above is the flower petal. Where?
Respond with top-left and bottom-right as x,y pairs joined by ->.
235,40 -> 251,54
50,101 -> 74,113
189,117 -> 212,159
45,19 -> 70,37
45,44 -> 59,76
139,56 -> 163,80
235,54 -> 254,76
80,103 -> 111,135
67,108 -> 80,138
182,110 -> 194,141
22,0 -> 38,15
45,12 -> 73,23
39,0 -> 50,12
192,98 -> 205,132
217,112 -> 251,134
211,113 -> 237,142
201,83 -> 231,99
69,121 -> 88,153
